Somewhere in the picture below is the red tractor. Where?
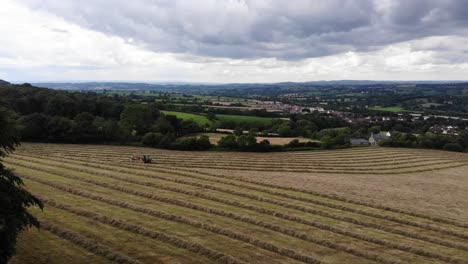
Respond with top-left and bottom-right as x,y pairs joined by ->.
131,154 -> 152,163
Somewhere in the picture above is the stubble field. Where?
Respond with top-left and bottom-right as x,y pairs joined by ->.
6,143 -> 468,264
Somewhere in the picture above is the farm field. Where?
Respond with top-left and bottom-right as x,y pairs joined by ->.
197,133 -> 317,145
368,106 -> 409,113
159,111 -> 276,127
5,143 -> 468,264
161,111 -> 211,126
216,114 -> 276,124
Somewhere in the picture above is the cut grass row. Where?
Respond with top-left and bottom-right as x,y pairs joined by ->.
164,165 -> 468,229
24,144 -> 457,160
24,180 -> 280,264
27,147 -> 468,167
39,221 -> 140,264
12,163 -> 459,264
11,152 -> 467,228
10,154 -> 468,232
21,174 -> 324,264
22,176 -> 296,263
11,155 -> 468,239
5,161 -> 427,263
26,151 -> 467,174
10,228 -> 114,264
25,142 -> 462,156
7,157 -> 468,258
38,149 -> 455,167
13,158 -> 468,262
41,198 -> 247,264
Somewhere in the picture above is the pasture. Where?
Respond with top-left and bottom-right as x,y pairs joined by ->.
6,143 -> 468,264
216,114 -> 275,125
161,111 -> 211,126
368,106 -> 408,113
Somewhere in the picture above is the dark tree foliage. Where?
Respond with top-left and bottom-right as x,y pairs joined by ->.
0,107 -> 43,263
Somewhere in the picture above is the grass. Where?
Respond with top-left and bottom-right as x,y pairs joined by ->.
368,106 -> 408,113
6,143 -> 468,264
10,229 -> 113,264
216,114 -> 276,124
161,110 -> 212,126
161,111 -> 277,126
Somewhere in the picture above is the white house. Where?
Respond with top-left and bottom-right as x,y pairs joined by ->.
369,132 -> 390,146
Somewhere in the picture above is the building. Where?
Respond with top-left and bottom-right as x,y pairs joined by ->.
350,139 -> 369,146
369,132 -> 390,146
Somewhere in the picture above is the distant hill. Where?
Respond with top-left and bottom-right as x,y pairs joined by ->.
33,80 -> 468,92
0,79 -> 10,85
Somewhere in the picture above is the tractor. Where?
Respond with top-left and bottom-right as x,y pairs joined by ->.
131,154 -> 153,163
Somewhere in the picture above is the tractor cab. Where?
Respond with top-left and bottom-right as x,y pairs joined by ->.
143,155 -> 152,163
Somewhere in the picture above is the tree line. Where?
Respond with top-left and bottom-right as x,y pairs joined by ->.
0,83 -> 210,149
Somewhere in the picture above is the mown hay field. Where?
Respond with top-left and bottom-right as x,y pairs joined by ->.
6,143 -> 468,264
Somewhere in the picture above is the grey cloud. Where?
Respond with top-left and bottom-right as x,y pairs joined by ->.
19,0 -> 468,60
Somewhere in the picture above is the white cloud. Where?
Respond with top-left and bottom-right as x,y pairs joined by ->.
1,0 -> 468,83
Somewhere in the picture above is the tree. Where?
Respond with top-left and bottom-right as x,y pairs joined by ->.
233,127 -> 243,137
368,126 -> 381,134
206,112 -> 216,121
71,112 -> 97,142
0,107 -> 43,263
218,135 -> 238,149
46,116 -> 73,141
443,143 -> 463,152
18,113 -> 50,140
237,135 -> 257,150
277,124 -> 292,137
142,132 -> 163,147
119,104 -> 152,136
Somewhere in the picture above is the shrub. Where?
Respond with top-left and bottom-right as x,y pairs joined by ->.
141,132 -> 163,147
170,135 -> 212,150
443,143 -> 463,152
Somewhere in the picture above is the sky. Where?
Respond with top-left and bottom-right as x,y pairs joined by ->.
1,0 -> 468,83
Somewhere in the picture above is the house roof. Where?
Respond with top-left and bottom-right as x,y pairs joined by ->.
350,139 -> 369,144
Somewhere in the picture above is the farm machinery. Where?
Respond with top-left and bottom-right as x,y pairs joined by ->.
131,154 -> 153,163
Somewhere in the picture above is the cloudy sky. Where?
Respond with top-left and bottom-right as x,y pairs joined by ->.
1,0 -> 468,83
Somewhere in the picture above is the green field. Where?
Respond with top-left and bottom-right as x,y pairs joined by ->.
161,111 -> 276,126
6,143 -> 468,264
216,114 -> 275,124
161,111 -> 211,126
368,106 -> 408,113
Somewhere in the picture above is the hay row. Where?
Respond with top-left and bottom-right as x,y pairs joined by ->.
40,220 -> 141,264
40,198 -> 246,264
14,153 -> 468,230
44,153 -> 467,174
12,157 -> 468,261
137,161 -> 468,174
11,154 -> 466,238
32,152 -> 467,174
40,194 -> 400,264
32,149 -> 449,163
24,144 -> 453,160
25,159 -> 468,261
22,144 -> 418,157
92,156 -> 452,170
168,165 -> 468,229
9,159 -> 468,254
20,173 -> 324,264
